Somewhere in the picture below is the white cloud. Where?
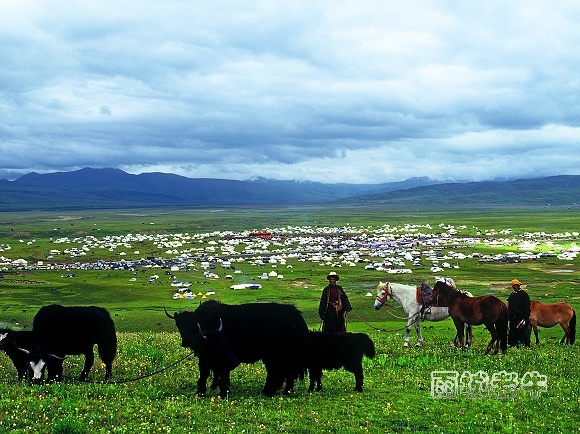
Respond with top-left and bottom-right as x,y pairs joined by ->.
1,1 -> 580,182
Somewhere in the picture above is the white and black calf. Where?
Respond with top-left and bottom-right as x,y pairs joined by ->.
0,329 -> 38,381
0,329 -> 63,382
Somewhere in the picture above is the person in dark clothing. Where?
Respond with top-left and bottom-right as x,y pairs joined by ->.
507,279 -> 531,347
319,272 -> 352,333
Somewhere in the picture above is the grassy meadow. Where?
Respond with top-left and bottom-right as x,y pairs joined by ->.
0,206 -> 579,433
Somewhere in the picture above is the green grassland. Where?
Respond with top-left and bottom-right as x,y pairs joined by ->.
0,206 -> 579,433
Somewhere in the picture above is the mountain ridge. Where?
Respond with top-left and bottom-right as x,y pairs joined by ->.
0,168 -> 578,211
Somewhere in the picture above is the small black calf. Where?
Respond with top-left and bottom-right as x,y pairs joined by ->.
308,331 -> 375,392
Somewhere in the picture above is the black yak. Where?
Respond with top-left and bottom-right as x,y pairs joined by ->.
308,331 -> 375,392
166,300 -> 310,398
32,304 -> 117,382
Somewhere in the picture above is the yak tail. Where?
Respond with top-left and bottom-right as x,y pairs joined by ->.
358,333 -> 376,359
569,310 -> 576,345
97,316 -> 118,365
498,303 -> 509,353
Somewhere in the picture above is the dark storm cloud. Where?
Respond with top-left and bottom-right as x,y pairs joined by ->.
1,1 -> 580,183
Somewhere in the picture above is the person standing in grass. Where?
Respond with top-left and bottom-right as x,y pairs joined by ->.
319,272 -> 352,333
507,278 -> 531,347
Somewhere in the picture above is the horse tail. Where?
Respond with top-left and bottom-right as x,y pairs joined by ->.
499,302 -> 509,352
569,310 -> 576,345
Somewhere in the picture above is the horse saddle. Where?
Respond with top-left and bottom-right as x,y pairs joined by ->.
416,286 -> 423,304
417,282 -> 433,304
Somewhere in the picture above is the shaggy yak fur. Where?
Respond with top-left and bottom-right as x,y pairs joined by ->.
308,331 -> 375,392
32,304 -> 117,382
167,300 -> 310,398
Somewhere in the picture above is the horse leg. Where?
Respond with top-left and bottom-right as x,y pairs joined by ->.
455,324 -> 472,347
560,322 -> 569,344
452,334 -> 458,347
533,325 -> 540,344
493,333 -> 500,355
485,337 -> 496,355
452,318 -> 465,348
465,324 -> 473,347
484,323 -> 498,355
403,316 -> 413,347
492,330 -> 501,354
414,319 -> 423,347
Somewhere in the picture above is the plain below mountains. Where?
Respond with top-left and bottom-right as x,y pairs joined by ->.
0,168 -> 579,211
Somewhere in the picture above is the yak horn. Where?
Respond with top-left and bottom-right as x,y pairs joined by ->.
16,346 -> 30,354
164,308 -> 175,319
48,353 -> 65,360
218,318 -> 223,332
197,323 -> 207,339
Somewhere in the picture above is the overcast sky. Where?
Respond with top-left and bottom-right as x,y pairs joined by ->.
2,1 -> 580,183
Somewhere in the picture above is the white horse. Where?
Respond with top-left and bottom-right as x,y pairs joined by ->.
374,281 -> 472,348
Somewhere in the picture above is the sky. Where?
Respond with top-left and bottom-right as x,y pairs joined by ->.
2,1 -> 580,184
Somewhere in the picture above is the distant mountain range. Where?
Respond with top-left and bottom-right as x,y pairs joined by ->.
0,168 -> 579,211
346,175 -> 580,208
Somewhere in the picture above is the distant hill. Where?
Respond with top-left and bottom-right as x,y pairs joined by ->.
346,175 -> 580,208
0,168 -> 578,211
0,168 -> 438,211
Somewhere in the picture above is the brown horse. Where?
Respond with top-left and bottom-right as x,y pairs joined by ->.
529,301 -> 576,345
432,280 -> 508,355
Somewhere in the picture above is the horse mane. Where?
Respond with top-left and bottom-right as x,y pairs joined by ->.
434,281 -> 466,301
446,289 -> 464,302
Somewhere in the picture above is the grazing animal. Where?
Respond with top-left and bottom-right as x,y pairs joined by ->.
32,304 -> 117,382
307,331 -> 375,392
374,281 -> 473,347
432,280 -> 508,355
0,329 -> 43,381
530,301 -> 576,345
166,300 -> 310,398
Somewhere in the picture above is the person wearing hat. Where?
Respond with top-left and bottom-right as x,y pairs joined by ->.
318,272 -> 352,333
507,279 -> 531,347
